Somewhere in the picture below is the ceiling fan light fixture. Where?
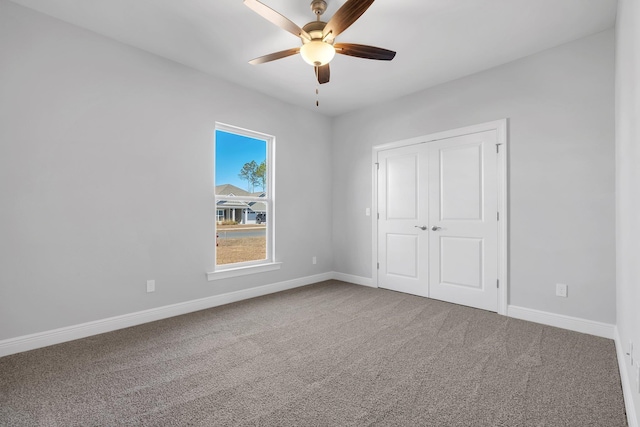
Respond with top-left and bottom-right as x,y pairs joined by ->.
300,40 -> 335,66
245,0 -> 395,85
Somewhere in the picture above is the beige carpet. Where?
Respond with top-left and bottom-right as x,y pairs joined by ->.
0,281 -> 627,426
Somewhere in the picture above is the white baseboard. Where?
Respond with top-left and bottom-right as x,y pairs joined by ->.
0,275 -> 618,360
0,272 -> 334,358
332,272 -> 375,288
614,327 -> 639,427
507,305 -> 615,339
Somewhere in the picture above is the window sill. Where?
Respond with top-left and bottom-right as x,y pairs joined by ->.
207,262 -> 282,281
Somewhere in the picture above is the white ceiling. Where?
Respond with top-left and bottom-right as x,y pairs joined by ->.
10,0 -> 617,116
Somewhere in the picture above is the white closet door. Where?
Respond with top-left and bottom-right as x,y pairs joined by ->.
377,129 -> 500,312
428,130 -> 498,312
377,143 -> 429,297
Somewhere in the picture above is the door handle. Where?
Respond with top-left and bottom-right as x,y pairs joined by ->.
414,225 -> 427,231
431,226 -> 442,231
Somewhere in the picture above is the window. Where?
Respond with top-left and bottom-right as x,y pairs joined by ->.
208,123 -> 279,280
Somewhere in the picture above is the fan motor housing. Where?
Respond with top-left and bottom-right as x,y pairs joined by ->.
302,21 -> 331,43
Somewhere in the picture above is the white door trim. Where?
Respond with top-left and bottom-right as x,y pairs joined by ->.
372,119 -> 509,315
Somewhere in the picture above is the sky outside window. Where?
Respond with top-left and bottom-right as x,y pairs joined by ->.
215,130 -> 266,191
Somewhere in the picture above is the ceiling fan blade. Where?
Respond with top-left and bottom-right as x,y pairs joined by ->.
334,43 -> 396,60
244,0 -> 310,41
315,64 -> 330,84
249,47 -> 300,65
322,0 -> 374,40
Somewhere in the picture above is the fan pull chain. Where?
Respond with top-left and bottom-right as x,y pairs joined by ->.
316,87 -> 319,107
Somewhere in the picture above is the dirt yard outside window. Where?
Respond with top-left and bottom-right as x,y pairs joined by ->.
216,224 -> 266,265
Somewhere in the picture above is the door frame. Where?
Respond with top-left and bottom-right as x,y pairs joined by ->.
372,119 -> 509,315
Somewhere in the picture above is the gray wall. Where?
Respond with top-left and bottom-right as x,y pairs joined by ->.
616,0 -> 640,421
0,1 -> 333,340
331,30 -> 616,324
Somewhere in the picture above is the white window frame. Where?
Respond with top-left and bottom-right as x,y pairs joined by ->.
207,122 -> 280,281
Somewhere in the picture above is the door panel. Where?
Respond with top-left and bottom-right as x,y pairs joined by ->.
439,237 -> 483,289
440,144 -> 483,221
386,155 -> 418,220
377,144 -> 429,297
386,234 -> 418,277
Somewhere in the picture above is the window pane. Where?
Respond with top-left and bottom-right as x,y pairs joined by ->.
216,217 -> 267,265
215,130 -> 267,196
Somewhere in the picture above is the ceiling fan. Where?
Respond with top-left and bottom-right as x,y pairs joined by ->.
244,0 -> 396,84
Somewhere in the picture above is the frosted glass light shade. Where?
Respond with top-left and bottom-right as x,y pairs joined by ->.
300,41 -> 335,66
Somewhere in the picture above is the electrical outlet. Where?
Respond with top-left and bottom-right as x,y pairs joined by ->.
146,280 -> 155,293
312,256 -> 317,265
556,283 -> 568,297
